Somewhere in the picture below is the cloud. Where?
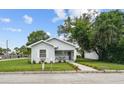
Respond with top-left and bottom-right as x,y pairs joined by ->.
3,27 -> 22,32
23,14 -> 33,24
58,35 -> 64,40
52,9 -> 100,22
52,9 -> 67,22
68,9 -> 100,20
58,34 -> 69,40
46,32 -> 51,36
0,18 -> 11,23
68,9 -> 86,18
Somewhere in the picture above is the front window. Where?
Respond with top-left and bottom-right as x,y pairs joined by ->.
39,50 -> 46,59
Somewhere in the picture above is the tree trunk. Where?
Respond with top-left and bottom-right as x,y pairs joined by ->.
94,48 -> 107,61
98,50 -> 107,61
81,51 -> 84,58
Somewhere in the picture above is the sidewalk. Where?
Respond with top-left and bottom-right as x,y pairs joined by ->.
0,58 -> 28,61
68,61 -> 98,71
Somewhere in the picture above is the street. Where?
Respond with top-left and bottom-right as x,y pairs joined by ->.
0,73 -> 124,84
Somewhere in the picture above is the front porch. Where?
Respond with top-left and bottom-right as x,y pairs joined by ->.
55,50 -> 74,61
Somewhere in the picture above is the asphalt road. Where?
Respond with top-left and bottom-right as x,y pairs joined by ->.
0,73 -> 124,84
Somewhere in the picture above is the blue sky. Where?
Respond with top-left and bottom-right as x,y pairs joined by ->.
0,9 -> 65,50
0,9 -> 108,50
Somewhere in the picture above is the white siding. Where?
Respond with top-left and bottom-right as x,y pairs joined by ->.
84,51 -> 98,60
30,38 -> 78,63
47,39 -> 77,61
47,39 -> 75,50
31,42 -> 55,63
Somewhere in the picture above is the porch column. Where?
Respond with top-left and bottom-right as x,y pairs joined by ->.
74,49 -> 77,61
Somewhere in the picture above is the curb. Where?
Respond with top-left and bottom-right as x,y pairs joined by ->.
0,70 -> 124,74
103,70 -> 124,73
0,71 -> 77,74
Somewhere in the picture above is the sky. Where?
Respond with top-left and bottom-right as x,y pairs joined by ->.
0,9 -> 106,50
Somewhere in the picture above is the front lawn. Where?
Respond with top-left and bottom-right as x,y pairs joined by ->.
77,59 -> 124,70
0,59 -> 75,72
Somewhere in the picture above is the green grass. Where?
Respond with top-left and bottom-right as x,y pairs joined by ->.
0,59 -> 75,72
77,59 -> 124,70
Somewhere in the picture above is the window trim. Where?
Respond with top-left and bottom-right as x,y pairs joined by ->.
39,50 -> 46,58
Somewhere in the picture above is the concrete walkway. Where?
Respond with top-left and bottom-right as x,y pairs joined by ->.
68,61 -> 97,71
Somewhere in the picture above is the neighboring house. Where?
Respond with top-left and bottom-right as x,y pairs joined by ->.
28,38 -> 78,63
84,51 -> 98,60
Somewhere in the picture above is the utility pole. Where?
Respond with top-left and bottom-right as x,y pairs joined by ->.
6,40 -> 8,58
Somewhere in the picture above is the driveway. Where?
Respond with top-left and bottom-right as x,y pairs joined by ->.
0,73 -> 124,84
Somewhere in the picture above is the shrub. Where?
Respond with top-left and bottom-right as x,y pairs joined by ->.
58,60 -> 62,63
74,66 -> 79,71
107,46 -> 124,64
77,55 -> 81,58
75,58 -> 97,62
44,62 -> 47,64
33,60 -> 36,64
27,60 -> 31,64
39,61 -> 42,64
63,60 -> 66,63
75,58 -> 85,62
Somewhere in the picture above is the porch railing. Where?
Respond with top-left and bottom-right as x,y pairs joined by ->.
55,56 -> 69,60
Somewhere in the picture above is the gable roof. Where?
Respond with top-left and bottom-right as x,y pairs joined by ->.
27,40 -> 55,48
45,38 -> 77,48
27,38 -> 78,48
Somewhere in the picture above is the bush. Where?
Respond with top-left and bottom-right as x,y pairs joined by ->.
77,55 -> 81,58
39,61 -> 42,64
107,46 -> 124,64
63,60 -> 66,63
75,58 -> 86,62
44,62 -> 47,64
27,60 -> 31,64
58,60 -> 62,63
74,66 -> 79,71
33,60 -> 36,64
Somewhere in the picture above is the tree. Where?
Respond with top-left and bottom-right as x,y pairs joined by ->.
93,10 -> 124,60
19,45 -> 31,55
58,14 -> 92,57
107,37 -> 124,63
14,46 -> 31,55
72,15 -> 91,49
26,30 -> 50,45
14,47 -> 20,55
119,36 -> 124,46
58,16 -> 73,41
2,48 -> 11,54
58,9 -> 124,62
0,47 -> 3,55
58,10 -> 99,57
58,10 -> 99,41
110,36 -> 124,63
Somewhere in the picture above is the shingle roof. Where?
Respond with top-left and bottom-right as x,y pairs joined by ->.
27,38 -> 78,48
